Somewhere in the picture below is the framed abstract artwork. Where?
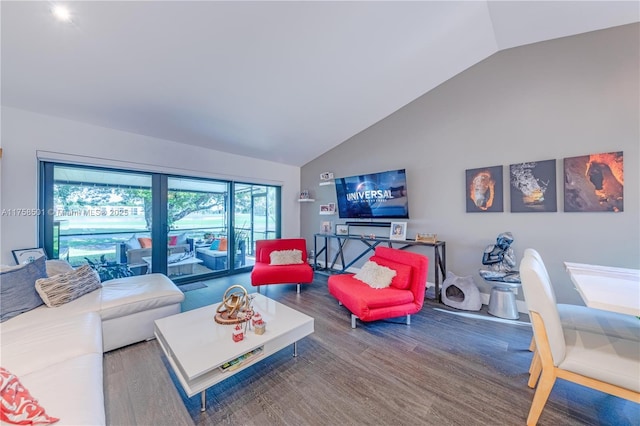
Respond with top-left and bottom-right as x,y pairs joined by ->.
465,166 -> 503,212
510,159 -> 557,212
564,151 -> 623,212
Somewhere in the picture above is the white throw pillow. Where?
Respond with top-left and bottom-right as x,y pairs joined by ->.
354,260 -> 397,289
125,234 -> 142,250
269,249 -> 304,265
45,259 -> 74,277
175,232 -> 188,245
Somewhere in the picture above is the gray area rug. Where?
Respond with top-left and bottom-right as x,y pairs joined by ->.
178,282 -> 207,292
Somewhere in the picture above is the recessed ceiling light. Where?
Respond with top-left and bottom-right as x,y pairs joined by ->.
51,4 -> 72,23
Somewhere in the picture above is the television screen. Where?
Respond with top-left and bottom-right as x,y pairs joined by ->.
334,169 -> 409,219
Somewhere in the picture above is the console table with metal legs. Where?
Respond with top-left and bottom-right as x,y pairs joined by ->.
313,233 -> 446,302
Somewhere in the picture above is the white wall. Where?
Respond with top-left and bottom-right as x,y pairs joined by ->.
300,23 -> 640,305
0,107 -> 302,265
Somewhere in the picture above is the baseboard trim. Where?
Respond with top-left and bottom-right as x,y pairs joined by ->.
479,292 -> 528,314
315,261 -> 528,314
433,307 -> 531,326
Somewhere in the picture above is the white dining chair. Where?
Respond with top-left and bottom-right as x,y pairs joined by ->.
523,249 -> 640,386
520,253 -> 640,425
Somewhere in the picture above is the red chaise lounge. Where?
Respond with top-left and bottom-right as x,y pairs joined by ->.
328,246 -> 429,328
251,238 -> 314,294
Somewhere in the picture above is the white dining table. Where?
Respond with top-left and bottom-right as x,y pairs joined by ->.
564,261 -> 640,317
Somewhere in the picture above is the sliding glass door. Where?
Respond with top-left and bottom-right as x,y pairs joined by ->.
234,183 -> 279,261
40,162 -> 280,284
42,164 -> 153,274
167,177 -> 230,280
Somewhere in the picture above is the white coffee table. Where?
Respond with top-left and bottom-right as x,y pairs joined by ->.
154,293 -> 314,411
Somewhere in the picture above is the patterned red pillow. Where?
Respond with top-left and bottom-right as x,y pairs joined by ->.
0,367 -> 59,425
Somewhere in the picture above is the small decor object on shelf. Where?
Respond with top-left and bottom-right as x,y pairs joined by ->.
299,189 -> 310,200
232,324 -> 244,342
320,172 -> 334,181
335,224 -> 349,235
390,222 -> 407,240
215,284 -> 255,325
319,204 -> 335,215
320,220 -> 333,234
415,233 -> 437,243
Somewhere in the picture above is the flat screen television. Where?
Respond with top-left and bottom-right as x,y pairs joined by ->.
334,169 -> 409,219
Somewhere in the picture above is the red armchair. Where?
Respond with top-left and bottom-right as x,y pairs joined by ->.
328,246 -> 429,328
250,239 -> 314,294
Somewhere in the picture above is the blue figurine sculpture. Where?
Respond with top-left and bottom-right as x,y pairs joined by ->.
479,232 -> 521,283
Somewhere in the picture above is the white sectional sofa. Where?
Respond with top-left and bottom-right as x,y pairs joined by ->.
0,273 -> 184,425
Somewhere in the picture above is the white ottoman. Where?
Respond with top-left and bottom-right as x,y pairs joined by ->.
100,274 -> 184,351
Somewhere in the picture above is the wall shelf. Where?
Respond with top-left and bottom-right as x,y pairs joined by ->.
319,181 -> 334,186
298,199 -> 315,202
319,211 -> 335,215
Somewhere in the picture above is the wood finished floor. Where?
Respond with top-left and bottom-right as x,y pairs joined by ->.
103,274 -> 639,425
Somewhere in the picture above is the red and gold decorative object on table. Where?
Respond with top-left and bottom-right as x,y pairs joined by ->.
232,324 -> 244,342
251,312 -> 262,327
215,285 -> 254,325
254,319 -> 266,335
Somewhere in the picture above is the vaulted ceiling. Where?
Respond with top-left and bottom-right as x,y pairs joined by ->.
2,1 -> 638,166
